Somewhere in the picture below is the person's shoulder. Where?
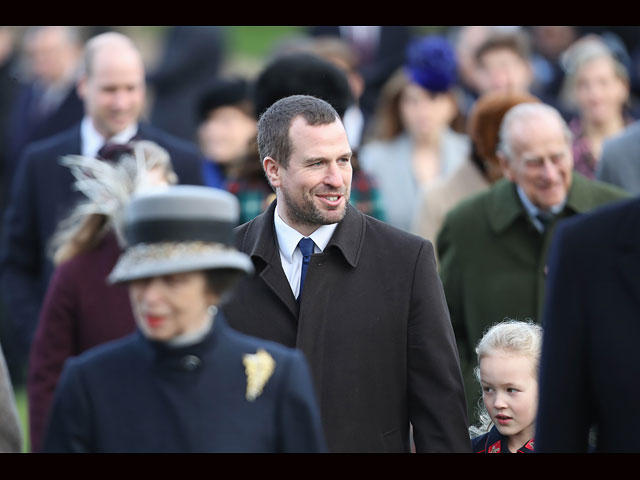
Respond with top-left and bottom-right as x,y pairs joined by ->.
138,123 -> 201,156
360,209 -> 431,249
65,332 -> 139,370
21,123 -> 81,159
561,195 -> 639,242
572,172 -> 630,203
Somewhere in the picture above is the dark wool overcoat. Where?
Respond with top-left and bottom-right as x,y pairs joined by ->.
537,197 -> 640,452
42,314 -> 326,453
221,201 -> 471,453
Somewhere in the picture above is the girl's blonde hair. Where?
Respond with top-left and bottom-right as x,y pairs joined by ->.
469,319 -> 543,437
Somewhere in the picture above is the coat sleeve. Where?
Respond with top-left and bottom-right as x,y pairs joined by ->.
407,239 -> 471,452
41,359 -> 94,453
277,349 -> 327,453
535,220 -> 592,452
27,262 -> 78,453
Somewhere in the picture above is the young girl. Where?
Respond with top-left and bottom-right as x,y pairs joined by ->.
470,319 -> 542,453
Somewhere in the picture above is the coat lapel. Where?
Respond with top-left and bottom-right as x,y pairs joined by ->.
238,201 -> 299,318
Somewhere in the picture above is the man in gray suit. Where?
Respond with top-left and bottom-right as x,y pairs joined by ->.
596,120 -> 640,195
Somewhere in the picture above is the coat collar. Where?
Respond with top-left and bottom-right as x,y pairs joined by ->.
488,173 -> 607,234
241,200 -> 364,269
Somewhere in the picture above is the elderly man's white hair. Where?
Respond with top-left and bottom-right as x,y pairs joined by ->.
497,102 -> 573,162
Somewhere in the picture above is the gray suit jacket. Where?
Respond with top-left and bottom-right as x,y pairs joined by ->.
596,121 -> 640,195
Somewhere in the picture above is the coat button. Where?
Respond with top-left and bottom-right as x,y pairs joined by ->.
181,355 -> 201,371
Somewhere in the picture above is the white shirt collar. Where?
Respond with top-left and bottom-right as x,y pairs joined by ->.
516,185 -> 565,232
274,204 -> 337,261
80,116 -> 139,157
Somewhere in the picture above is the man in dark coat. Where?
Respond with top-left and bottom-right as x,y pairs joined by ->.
437,102 -> 629,423
220,94 -> 470,453
536,196 -> 640,453
0,31 -> 205,384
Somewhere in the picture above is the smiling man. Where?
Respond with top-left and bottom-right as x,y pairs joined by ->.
221,94 -> 471,453
437,102 -> 628,423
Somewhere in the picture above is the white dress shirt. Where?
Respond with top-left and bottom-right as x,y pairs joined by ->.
273,205 -> 338,299
80,116 -> 139,158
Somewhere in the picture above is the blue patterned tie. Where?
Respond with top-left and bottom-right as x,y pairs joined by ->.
298,237 -> 315,298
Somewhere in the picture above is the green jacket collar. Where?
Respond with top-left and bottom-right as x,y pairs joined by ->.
488,173 -> 606,234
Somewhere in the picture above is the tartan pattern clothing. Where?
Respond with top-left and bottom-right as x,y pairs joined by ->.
472,425 -> 535,453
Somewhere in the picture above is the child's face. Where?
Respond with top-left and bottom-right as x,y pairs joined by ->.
480,349 -> 538,448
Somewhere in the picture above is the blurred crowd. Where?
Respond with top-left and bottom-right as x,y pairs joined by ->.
0,25 -> 639,453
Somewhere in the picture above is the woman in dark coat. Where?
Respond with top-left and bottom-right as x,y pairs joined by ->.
42,185 -> 326,453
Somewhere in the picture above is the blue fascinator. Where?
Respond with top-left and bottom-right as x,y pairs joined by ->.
405,35 -> 457,93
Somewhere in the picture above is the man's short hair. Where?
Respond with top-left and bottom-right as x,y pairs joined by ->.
474,30 -> 532,65
257,94 -> 340,169
497,102 -> 572,161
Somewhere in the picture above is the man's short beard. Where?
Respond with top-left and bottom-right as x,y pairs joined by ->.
283,188 -> 350,228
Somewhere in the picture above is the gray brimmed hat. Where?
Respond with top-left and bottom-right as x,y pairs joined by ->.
108,185 -> 253,284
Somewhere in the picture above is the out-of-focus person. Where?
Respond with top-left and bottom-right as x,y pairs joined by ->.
27,140 -> 177,453
560,34 -> 634,179
147,26 -> 227,143
0,31 -> 205,387
5,26 -> 84,186
597,119 -> 640,195
437,102 -> 628,422
42,185 -> 326,453
307,26 -> 413,127
412,90 -> 540,251
536,196 -> 640,452
196,77 -> 256,190
359,35 -> 469,232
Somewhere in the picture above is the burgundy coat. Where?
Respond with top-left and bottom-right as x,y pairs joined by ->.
27,231 -> 135,452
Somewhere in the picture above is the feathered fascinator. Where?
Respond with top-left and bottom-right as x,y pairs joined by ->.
58,140 -> 177,248
405,35 -> 458,93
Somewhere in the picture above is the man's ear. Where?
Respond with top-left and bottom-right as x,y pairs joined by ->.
76,74 -> 87,100
263,156 -> 281,188
497,151 -> 514,182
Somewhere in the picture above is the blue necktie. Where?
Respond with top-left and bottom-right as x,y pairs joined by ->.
298,237 -> 315,298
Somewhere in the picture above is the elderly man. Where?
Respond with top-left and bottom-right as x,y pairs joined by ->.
0,31 -> 205,386
437,102 -> 628,421
221,94 -> 470,453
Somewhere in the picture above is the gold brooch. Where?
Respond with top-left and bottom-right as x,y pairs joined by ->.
243,349 -> 276,401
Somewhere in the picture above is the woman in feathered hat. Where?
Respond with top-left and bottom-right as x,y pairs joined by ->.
41,184 -> 326,453
358,35 -> 470,232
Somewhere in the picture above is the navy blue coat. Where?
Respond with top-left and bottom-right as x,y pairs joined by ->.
42,314 -> 326,453
536,197 -> 640,452
0,122 -> 205,356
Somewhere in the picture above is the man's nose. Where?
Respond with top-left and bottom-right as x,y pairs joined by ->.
324,162 -> 344,187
